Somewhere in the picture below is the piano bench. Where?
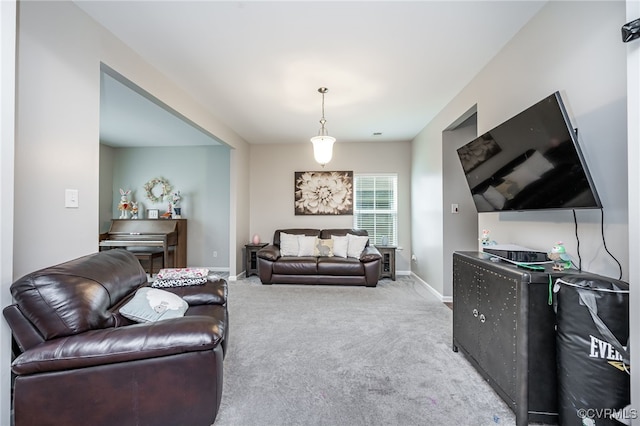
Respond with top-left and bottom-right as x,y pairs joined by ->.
128,249 -> 164,276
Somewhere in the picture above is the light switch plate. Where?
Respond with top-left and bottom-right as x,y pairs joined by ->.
65,189 -> 79,208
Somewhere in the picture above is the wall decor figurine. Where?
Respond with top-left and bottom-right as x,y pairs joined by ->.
479,229 -> 497,246
171,191 -> 182,218
118,189 -> 131,219
548,241 -> 572,270
130,201 -> 139,219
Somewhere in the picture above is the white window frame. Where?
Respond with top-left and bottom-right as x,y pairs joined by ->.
353,173 -> 398,246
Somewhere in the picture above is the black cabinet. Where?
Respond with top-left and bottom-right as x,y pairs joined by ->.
452,251 -> 560,425
245,243 -> 267,277
375,246 -> 396,280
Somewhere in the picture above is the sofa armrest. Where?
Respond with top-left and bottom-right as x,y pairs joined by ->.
257,244 -> 280,261
11,316 -> 223,375
164,278 -> 227,306
360,245 -> 382,263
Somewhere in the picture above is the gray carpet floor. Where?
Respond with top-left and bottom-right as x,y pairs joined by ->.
214,275 -> 517,426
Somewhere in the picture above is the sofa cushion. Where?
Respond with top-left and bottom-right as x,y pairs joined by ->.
9,250 -> 147,340
320,228 -> 369,241
273,257 -> 318,275
347,234 -> 369,258
317,257 -> 365,276
120,287 -> 188,323
280,232 -> 299,256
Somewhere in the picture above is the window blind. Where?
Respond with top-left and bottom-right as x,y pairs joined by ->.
353,174 -> 398,246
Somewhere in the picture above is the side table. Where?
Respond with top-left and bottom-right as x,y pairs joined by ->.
245,243 -> 268,277
375,245 -> 396,281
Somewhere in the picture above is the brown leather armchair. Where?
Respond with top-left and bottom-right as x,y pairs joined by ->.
3,249 -> 228,426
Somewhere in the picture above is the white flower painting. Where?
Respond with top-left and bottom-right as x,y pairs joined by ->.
294,171 -> 353,215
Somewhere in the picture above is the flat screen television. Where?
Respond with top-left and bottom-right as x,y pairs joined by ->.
456,92 -> 601,212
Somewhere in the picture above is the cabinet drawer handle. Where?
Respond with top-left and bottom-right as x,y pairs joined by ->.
472,309 -> 478,317
479,314 -> 486,323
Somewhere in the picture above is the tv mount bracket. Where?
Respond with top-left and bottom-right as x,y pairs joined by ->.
622,17 -> 640,43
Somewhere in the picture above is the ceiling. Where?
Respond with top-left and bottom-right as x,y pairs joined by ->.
78,1 -> 547,148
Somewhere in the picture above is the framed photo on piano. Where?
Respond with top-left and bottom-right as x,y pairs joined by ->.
147,209 -> 159,219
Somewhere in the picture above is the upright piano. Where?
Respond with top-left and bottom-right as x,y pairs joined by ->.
99,219 -> 187,268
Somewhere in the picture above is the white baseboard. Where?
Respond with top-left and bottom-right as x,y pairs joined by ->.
229,271 -> 245,281
411,272 -> 452,303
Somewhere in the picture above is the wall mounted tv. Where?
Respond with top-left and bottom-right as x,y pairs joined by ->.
456,92 -> 601,212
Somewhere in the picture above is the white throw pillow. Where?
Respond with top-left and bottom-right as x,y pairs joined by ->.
298,235 -> 317,256
347,234 -> 369,258
280,232 -> 299,256
331,235 -> 349,258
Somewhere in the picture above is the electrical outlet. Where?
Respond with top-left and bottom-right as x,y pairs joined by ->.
213,251 -> 218,258
451,203 -> 459,214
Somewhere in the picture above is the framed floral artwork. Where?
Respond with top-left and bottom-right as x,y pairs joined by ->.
294,171 -> 353,215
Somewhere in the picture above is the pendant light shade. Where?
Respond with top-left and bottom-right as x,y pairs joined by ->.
311,87 -> 335,167
311,135 -> 335,166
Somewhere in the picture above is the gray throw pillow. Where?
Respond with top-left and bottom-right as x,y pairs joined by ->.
120,287 -> 188,323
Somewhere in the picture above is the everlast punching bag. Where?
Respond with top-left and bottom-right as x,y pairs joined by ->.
554,275 -> 630,426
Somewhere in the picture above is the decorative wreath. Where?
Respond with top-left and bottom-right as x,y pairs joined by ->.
144,177 -> 173,204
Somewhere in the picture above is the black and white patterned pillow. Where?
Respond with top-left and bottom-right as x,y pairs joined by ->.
151,277 -> 208,288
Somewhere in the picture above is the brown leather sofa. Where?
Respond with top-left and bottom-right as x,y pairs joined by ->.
3,249 -> 228,426
257,228 -> 382,287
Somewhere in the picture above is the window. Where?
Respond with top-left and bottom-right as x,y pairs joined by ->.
353,174 -> 398,246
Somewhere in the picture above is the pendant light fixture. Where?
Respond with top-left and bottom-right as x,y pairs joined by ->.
310,87 -> 336,167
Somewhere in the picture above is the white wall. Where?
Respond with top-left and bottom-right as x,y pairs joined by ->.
442,113 -> 480,301
108,145 -> 231,269
9,2 -> 250,421
0,1 -> 16,424
249,141 -> 412,274
15,0 -> 101,278
14,1 -> 251,278
412,1 -> 628,298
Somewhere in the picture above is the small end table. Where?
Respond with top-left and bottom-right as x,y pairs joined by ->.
375,245 -> 397,281
245,243 -> 268,277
